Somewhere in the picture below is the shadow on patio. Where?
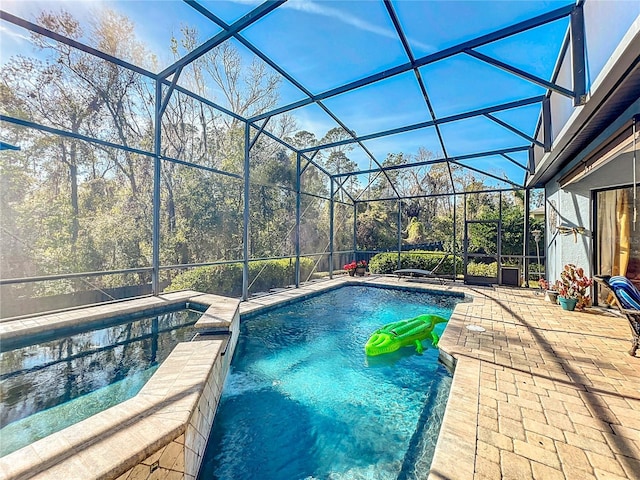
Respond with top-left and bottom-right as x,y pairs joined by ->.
435,285 -> 640,480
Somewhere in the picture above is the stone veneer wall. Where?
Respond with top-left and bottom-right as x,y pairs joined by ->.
115,435 -> 186,480
113,340 -> 235,480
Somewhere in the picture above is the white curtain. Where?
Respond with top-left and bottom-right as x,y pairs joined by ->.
598,189 -> 632,304
598,189 -> 630,276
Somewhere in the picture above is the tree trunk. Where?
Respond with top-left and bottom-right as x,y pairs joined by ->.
60,140 -> 80,251
69,143 -> 79,247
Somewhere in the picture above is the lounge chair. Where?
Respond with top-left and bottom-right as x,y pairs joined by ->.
394,254 -> 451,285
593,275 -> 640,356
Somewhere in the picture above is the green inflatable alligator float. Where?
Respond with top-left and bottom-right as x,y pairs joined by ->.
364,314 -> 448,356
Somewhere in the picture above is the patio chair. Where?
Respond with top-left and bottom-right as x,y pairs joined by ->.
593,275 -> 640,356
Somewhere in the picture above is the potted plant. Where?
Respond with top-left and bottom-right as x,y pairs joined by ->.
344,261 -> 357,276
555,264 -> 592,311
355,260 -> 367,276
539,278 -> 558,303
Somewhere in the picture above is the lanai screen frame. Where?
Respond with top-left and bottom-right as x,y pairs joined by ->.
0,0 -> 586,302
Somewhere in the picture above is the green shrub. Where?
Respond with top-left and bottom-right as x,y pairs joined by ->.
466,261 -> 498,277
368,251 -> 461,275
167,257 -> 315,297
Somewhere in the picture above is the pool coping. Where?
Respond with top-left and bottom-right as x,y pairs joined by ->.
6,276 -> 636,479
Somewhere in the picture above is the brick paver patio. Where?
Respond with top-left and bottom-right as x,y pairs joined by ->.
434,284 -> 640,480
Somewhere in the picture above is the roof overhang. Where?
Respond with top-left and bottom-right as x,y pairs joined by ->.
558,115 -> 638,188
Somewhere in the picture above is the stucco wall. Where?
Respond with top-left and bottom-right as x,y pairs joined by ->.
545,180 -> 591,284
536,1 -> 639,168
583,0 -> 640,89
544,95 -> 638,284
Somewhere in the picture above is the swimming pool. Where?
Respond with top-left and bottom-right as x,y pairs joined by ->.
0,308 -> 201,456
198,285 -> 461,479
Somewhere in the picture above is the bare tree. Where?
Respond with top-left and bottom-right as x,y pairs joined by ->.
34,8 -> 156,197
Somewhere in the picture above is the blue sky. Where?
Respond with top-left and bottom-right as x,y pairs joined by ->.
1,0 -> 573,187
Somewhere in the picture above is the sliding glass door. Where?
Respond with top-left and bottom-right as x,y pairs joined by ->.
597,187 -> 633,278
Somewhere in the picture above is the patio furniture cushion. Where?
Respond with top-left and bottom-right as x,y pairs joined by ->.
608,276 -> 640,309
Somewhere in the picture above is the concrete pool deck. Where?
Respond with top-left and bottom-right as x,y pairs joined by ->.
1,276 -> 639,479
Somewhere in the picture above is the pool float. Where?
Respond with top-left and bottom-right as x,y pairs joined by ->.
364,314 -> 448,356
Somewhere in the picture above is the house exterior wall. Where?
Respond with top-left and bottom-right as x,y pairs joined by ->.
544,97 -> 639,285
583,0 -> 640,90
535,1 -> 639,168
539,1 -> 639,284
544,180 -> 591,284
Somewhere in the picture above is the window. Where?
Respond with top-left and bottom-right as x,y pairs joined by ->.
596,187 -> 640,285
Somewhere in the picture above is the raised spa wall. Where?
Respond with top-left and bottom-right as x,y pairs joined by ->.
0,290 -> 241,480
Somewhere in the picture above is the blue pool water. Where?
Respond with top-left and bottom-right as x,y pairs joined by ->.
198,285 -> 462,480
0,308 -> 200,456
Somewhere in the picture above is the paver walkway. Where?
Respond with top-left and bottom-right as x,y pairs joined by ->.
434,284 -> 640,480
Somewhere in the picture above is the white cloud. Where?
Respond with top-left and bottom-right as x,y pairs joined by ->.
286,0 -> 396,39
0,24 -> 38,64
291,109 -> 337,139
225,0 -> 435,53
0,24 -> 31,43
2,0 -> 104,19
287,0 -> 435,53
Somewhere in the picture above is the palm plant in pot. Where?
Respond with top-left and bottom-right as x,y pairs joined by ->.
555,264 -> 592,311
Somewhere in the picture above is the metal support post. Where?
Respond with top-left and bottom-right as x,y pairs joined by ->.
353,202 -> 358,257
329,179 -> 335,279
463,193 -> 468,278
152,79 -> 162,295
498,192 -> 503,284
523,189 -> 531,287
543,96 -> 552,152
570,3 -> 587,106
528,146 -> 535,173
453,194 -> 457,279
397,200 -> 402,270
295,152 -> 301,287
242,123 -> 250,300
